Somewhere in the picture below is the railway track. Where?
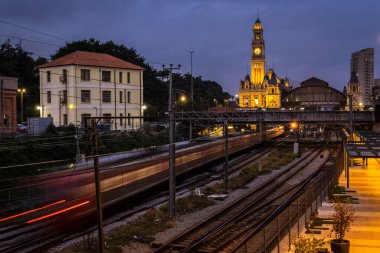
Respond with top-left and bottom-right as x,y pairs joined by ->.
227,146 -> 342,253
153,139 -> 331,253
0,136 -> 288,253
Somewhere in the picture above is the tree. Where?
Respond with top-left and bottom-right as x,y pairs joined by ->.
0,40 -> 46,121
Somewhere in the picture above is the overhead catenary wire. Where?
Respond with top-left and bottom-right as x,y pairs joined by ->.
0,18 -> 69,42
0,34 -> 62,47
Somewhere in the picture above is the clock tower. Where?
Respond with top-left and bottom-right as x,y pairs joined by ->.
251,18 -> 265,85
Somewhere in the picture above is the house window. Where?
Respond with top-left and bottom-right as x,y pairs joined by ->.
81,69 -> 90,81
127,113 -> 131,126
60,90 -> 67,105
120,113 -> 123,126
63,114 -> 68,125
103,113 -> 111,124
127,91 -> 131,103
102,90 -> 111,103
47,71 -> 51,82
119,72 -> 123,83
119,91 -> 123,103
62,69 -> 67,83
102,71 -> 111,82
47,91 -> 52,103
81,90 -> 91,103
127,72 -> 131,83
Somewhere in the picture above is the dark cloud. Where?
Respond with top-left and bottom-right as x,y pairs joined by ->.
0,0 -> 379,93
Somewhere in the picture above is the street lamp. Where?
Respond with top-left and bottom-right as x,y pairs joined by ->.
17,88 -> 26,123
180,95 -> 187,103
213,98 -> 218,108
291,122 -> 300,157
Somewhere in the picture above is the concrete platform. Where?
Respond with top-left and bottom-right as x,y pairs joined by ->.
314,158 -> 380,253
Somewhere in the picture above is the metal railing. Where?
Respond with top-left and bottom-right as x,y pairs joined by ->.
232,147 -> 344,253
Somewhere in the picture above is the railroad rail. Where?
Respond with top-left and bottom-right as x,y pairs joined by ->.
153,133 -> 337,253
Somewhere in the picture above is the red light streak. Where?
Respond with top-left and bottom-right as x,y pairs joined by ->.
26,200 -> 90,224
0,199 -> 66,222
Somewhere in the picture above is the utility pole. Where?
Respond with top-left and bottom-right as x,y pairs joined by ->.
189,50 -> 194,141
91,120 -> 104,253
163,64 -> 181,218
75,126 -> 81,165
0,80 -> 3,139
224,120 -> 229,190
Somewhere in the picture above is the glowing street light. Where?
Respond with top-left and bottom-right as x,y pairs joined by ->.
17,88 -> 26,123
180,95 -> 187,103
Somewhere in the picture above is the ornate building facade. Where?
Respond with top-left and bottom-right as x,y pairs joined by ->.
238,18 -> 289,109
346,71 -> 363,111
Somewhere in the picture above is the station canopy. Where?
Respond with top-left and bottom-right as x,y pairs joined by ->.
346,131 -> 380,158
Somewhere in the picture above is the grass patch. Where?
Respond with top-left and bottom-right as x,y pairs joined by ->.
205,150 -> 297,193
65,195 -> 214,253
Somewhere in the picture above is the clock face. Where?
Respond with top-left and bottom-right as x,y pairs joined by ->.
254,48 -> 261,55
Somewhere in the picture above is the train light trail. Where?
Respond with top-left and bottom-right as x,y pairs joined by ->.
0,199 -> 66,222
26,200 -> 90,224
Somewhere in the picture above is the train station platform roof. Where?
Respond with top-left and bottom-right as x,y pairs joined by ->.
346,131 -> 380,158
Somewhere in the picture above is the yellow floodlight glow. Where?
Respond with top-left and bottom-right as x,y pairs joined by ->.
68,104 -> 74,109
291,122 -> 297,129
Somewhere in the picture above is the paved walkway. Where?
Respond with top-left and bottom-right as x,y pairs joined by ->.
317,158 -> 380,253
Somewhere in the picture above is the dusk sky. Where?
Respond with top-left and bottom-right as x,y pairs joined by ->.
1,0 -> 380,95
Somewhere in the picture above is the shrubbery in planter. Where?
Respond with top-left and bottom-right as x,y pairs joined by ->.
291,235 -> 326,253
330,201 -> 357,253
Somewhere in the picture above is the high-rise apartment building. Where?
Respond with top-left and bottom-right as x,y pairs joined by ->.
351,48 -> 374,107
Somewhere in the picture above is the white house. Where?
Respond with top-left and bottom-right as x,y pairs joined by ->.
39,51 -> 144,129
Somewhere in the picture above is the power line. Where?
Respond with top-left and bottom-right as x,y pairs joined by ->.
0,34 -> 62,47
0,18 -> 68,42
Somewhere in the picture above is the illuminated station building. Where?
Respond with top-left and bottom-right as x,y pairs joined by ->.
238,18 -> 290,109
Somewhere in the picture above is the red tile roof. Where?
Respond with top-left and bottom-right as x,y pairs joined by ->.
39,51 -> 144,70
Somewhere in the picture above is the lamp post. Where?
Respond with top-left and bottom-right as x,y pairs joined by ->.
163,63 -> 181,218
36,105 -> 42,117
291,122 -> 300,157
189,50 -> 194,141
18,88 -> 26,123
213,98 -> 218,108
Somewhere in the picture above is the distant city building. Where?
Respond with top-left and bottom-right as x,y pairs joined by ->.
374,78 -> 380,117
0,76 -> 18,133
39,51 -> 144,129
238,18 -> 290,109
346,71 -> 363,111
281,77 -> 346,111
351,48 -> 374,107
